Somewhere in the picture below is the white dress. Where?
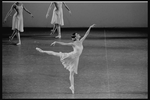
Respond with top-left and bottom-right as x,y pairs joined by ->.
12,4 -> 24,32
51,2 -> 64,26
59,42 -> 83,74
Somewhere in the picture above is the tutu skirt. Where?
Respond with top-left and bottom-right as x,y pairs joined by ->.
51,8 -> 64,26
12,13 -> 24,32
59,52 -> 79,74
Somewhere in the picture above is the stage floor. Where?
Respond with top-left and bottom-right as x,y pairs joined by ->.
2,28 -> 148,99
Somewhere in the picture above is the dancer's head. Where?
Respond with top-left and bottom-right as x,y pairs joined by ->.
71,33 -> 81,41
15,2 -> 21,5
16,2 -> 19,4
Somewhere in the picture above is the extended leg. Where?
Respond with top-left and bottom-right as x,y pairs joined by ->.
9,29 -> 17,41
69,71 -> 75,94
36,47 -> 61,57
50,24 -> 57,35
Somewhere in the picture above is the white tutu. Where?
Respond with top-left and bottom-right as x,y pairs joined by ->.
59,52 -> 79,74
51,2 -> 64,26
12,5 -> 24,32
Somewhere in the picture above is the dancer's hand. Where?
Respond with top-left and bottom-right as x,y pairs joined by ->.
69,11 -> 72,15
31,14 -> 34,18
90,24 -> 96,28
51,41 -> 56,46
3,19 -> 7,24
46,14 -> 49,18
3,21 -> 6,24
36,47 -> 43,53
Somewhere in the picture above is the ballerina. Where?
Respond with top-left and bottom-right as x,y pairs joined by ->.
46,2 -> 71,39
36,24 -> 95,94
4,2 -> 34,45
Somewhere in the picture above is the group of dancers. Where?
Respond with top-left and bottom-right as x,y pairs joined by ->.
4,2 -> 71,45
4,2 -> 95,94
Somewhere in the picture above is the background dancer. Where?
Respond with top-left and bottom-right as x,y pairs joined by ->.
46,2 -> 72,39
4,2 -> 34,45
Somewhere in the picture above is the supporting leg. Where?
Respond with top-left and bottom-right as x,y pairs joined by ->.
58,25 -> 61,37
55,24 -> 61,39
16,31 -> 21,45
69,71 -> 75,94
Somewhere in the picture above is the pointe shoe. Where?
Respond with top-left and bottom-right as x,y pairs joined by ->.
36,47 -> 40,51
16,42 -> 21,45
69,86 -> 74,94
55,35 -> 61,39
36,47 -> 43,53
9,36 -> 12,41
50,30 -> 54,35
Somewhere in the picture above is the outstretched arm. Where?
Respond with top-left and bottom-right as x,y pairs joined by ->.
80,24 -> 96,42
51,41 -> 74,46
4,4 -> 14,23
23,4 -> 34,17
46,2 -> 52,18
63,2 -> 71,14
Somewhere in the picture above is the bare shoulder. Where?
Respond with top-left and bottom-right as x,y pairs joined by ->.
74,41 -> 83,46
21,3 -> 24,6
21,3 -> 24,8
12,3 -> 16,8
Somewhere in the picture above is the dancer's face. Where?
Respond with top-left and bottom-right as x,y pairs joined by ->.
75,33 -> 81,40
71,33 -> 81,41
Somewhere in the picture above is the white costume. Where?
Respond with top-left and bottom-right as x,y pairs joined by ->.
51,2 -> 64,26
12,4 -> 24,32
59,42 -> 83,74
